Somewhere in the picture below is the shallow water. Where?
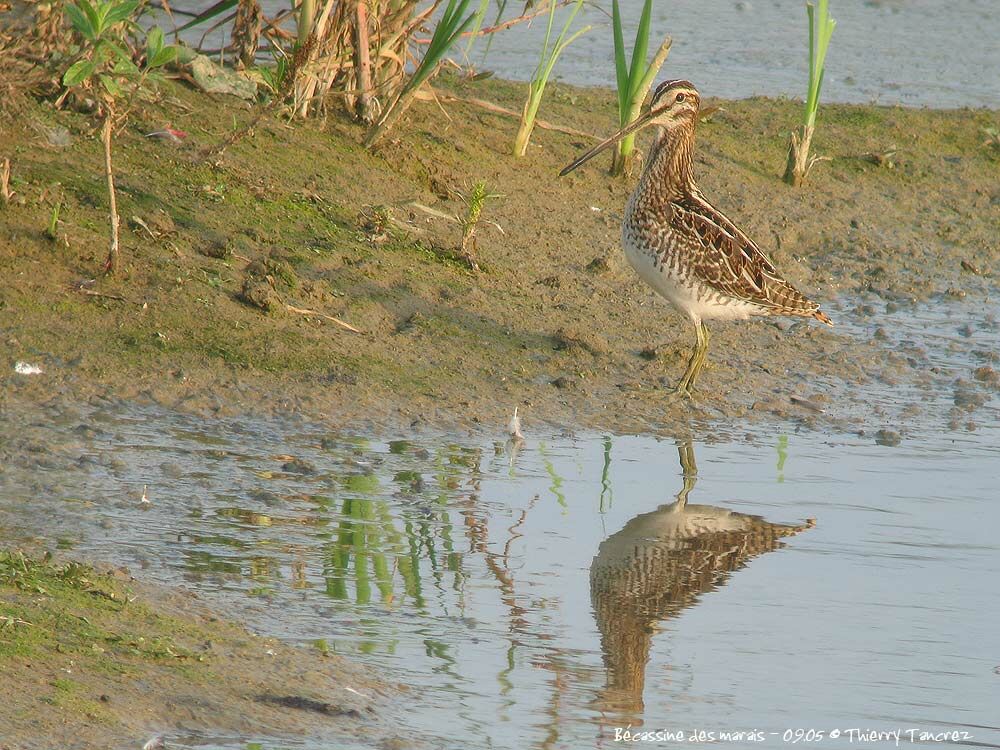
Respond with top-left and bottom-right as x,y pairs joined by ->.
478,0 -> 1000,109
167,0 -> 1000,108
2,296 -> 999,750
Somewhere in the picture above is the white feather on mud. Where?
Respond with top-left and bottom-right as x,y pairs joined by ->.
14,361 -> 43,375
507,406 -> 524,441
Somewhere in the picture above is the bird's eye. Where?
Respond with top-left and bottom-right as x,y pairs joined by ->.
675,93 -> 686,103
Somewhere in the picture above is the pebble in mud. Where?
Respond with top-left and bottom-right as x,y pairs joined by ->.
249,489 -> 285,507
639,345 -> 658,360
160,462 -> 185,479
379,738 -> 420,750
874,429 -> 902,446
953,381 -> 988,412
751,398 -> 790,418
73,423 -> 104,438
973,366 -> 1000,389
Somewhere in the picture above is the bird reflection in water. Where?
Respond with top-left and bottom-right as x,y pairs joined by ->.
590,441 -> 814,723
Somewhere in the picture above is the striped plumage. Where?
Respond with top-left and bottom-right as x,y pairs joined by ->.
563,80 -> 832,396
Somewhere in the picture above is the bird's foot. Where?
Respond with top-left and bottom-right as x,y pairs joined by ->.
665,382 -> 697,400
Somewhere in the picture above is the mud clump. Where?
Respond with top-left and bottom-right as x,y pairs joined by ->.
586,256 -> 612,274
952,381 -> 988,411
256,694 -> 365,719
246,256 -> 298,289
238,255 -> 300,313
972,366 -> 1000,389
639,345 -> 658,361
282,457 -> 317,475
875,429 -> 902,446
553,328 -> 605,356
239,278 -> 281,313
199,238 -> 233,259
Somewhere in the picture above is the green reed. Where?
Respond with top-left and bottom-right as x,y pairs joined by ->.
513,0 -> 590,157
784,0 -> 836,186
610,0 -> 671,176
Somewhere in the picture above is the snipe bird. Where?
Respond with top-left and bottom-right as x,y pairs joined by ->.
561,80 -> 832,396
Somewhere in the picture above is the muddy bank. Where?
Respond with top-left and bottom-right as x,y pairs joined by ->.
1,75 -> 998,435
0,548 -> 416,750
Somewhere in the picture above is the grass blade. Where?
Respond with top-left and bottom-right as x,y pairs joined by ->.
174,0 -> 238,33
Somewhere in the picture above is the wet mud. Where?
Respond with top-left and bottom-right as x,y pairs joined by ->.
0,75 -> 997,437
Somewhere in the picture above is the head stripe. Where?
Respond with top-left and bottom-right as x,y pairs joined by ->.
651,79 -> 698,104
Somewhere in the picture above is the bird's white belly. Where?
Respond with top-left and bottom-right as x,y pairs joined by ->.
622,229 -> 761,324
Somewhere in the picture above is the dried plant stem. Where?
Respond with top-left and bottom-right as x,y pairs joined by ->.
784,125 -> 814,187
76,287 -> 130,302
353,0 -> 374,122
364,0 -> 476,148
101,112 -> 120,275
232,0 -> 262,69
0,158 -> 11,205
284,303 -> 362,334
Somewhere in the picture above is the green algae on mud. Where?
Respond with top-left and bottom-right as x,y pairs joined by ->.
0,547 -> 391,748
0,74 -> 998,434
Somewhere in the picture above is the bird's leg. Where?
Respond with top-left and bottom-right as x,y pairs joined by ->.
687,322 -> 711,390
671,321 -> 705,397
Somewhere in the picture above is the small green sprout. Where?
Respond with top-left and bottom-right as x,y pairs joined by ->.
458,180 -> 502,268
44,202 -> 62,242
61,0 -> 178,273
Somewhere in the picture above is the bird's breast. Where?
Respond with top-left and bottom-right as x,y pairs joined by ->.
621,210 -> 761,324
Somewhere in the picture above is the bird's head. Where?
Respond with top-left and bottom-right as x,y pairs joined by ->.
560,80 -> 701,176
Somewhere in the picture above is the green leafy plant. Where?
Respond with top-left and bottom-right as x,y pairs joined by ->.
457,179 -> 501,269
610,0 -> 671,175
44,202 -> 61,241
363,0 -> 478,148
256,54 -> 290,97
512,0 -> 590,157
61,0 -> 178,274
784,0 -> 836,186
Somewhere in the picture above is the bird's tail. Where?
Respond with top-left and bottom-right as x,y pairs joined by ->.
812,309 -> 834,326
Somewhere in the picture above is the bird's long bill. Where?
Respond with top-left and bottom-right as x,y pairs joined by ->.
559,105 -> 664,176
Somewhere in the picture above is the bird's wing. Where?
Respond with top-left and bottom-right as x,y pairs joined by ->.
668,194 -> 821,316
